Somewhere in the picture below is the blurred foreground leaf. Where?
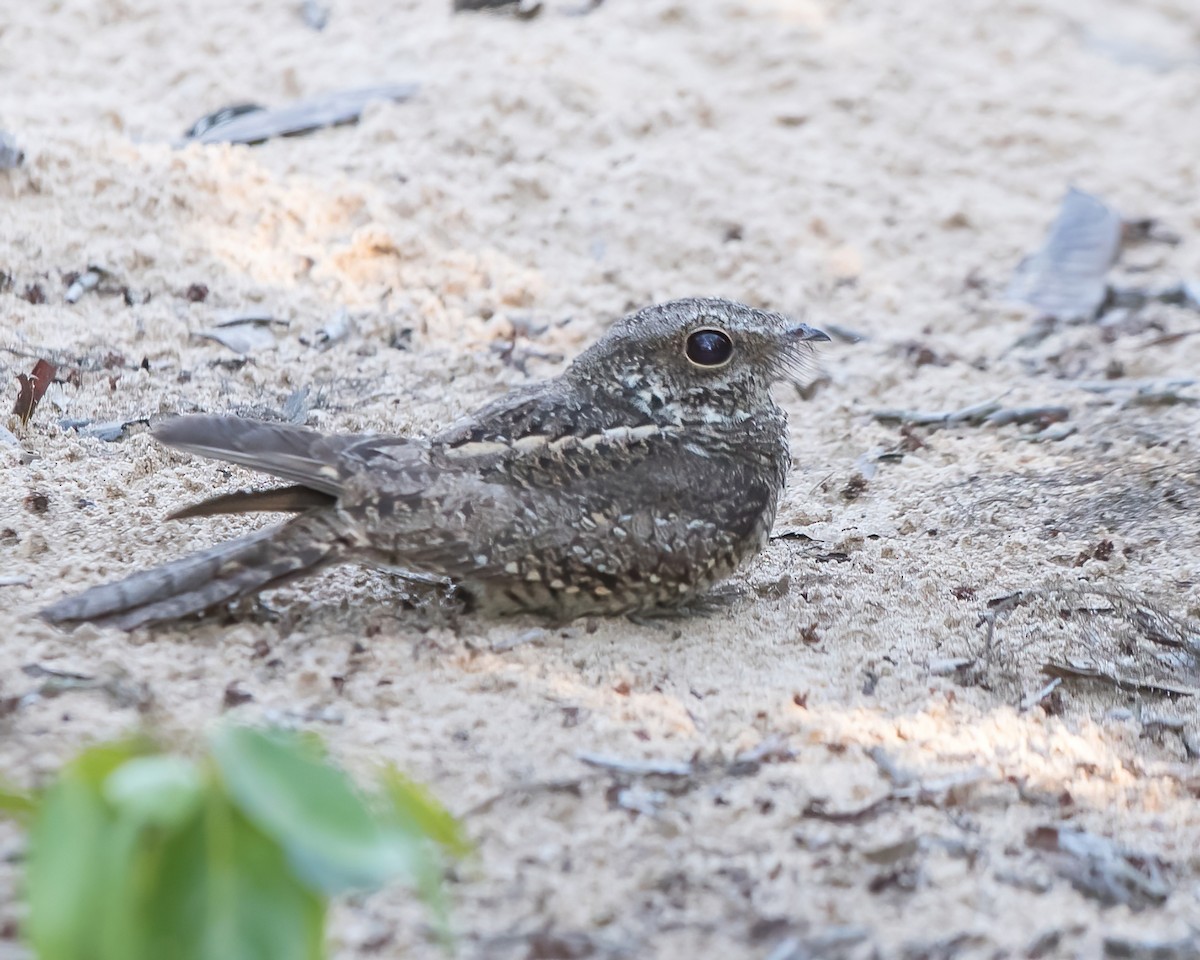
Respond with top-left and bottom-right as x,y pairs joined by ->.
104,755 -> 204,828
0,782 -> 35,819
382,768 -> 473,858
4,725 -> 464,960
212,725 -> 419,893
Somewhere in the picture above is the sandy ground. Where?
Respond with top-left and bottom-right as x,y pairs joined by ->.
4,0 -> 1200,956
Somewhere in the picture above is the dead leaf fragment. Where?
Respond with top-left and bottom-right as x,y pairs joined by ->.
1007,188 -> 1122,320
195,315 -> 286,354
12,358 -> 57,425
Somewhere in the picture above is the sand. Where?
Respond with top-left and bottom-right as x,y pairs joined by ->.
3,0 -> 1200,956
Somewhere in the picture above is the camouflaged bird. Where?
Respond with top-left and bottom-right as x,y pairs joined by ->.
40,298 -> 829,630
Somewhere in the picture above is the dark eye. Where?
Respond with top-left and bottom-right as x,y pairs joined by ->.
685,328 -> 733,367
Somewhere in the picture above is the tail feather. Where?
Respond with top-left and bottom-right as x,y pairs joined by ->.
40,511 -> 349,631
167,484 -> 337,520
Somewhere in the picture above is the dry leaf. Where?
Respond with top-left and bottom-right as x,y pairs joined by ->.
12,359 -> 57,425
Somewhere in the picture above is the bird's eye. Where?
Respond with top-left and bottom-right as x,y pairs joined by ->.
685,329 -> 734,368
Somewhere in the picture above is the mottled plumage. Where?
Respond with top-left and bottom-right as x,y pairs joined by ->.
40,298 -> 829,630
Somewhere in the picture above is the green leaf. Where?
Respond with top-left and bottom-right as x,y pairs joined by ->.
378,769 -> 465,947
408,832 -> 455,949
26,740 -> 170,960
144,792 -> 325,960
69,738 -> 154,787
93,815 -> 155,960
19,729 -> 451,960
104,756 -> 204,829
26,771 -> 111,960
0,783 -> 35,820
210,725 -> 415,894
380,767 -> 471,858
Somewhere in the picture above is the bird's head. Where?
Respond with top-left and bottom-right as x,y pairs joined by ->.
568,297 -> 830,419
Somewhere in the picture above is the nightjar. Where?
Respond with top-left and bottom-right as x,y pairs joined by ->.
41,298 -> 829,630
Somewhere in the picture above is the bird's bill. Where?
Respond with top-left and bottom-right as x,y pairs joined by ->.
787,323 -> 831,343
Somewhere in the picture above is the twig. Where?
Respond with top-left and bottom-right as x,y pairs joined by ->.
490,627 -> 548,653
1144,328 -> 1200,348
866,746 -> 916,787
18,662 -> 153,711
732,732 -> 797,769
576,752 -> 694,778
976,590 -> 1031,668
766,928 -> 871,960
1140,714 -> 1187,733
1071,378 -> 1199,406
1020,677 -> 1062,712
801,794 -> 896,824
984,405 -> 1070,427
803,759 -> 988,823
1103,931 -> 1200,959
1042,660 -> 1196,698
462,777 -> 591,818
872,397 -> 1002,426
929,657 -> 976,676
873,398 -> 1074,435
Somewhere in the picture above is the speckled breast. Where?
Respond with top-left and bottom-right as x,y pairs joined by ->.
463,435 -> 790,619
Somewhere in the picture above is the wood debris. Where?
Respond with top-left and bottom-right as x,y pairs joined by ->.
1027,825 -> 1172,910
873,398 -> 1072,438
491,626 -> 548,652
60,417 -> 150,442
18,662 -> 153,712
64,265 -> 114,304
1103,932 -> 1200,959
576,752 -> 694,778
1072,377 -> 1199,407
764,927 -> 870,960
280,387 -> 311,424
303,309 -> 352,350
12,358 -> 57,425
194,315 -> 287,354
979,585 -> 1200,699
803,748 -> 988,824
0,130 -> 23,169
185,84 -> 419,145
300,0 -> 330,29
873,397 -> 1003,427
453,0 -> 545,17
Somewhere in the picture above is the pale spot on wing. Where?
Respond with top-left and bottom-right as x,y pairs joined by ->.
513,434 -> 550,451
443,440 -> 510,459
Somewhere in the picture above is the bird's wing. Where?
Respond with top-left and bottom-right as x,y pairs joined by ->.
154,415 -> 385,496
430,378 -> 669,489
